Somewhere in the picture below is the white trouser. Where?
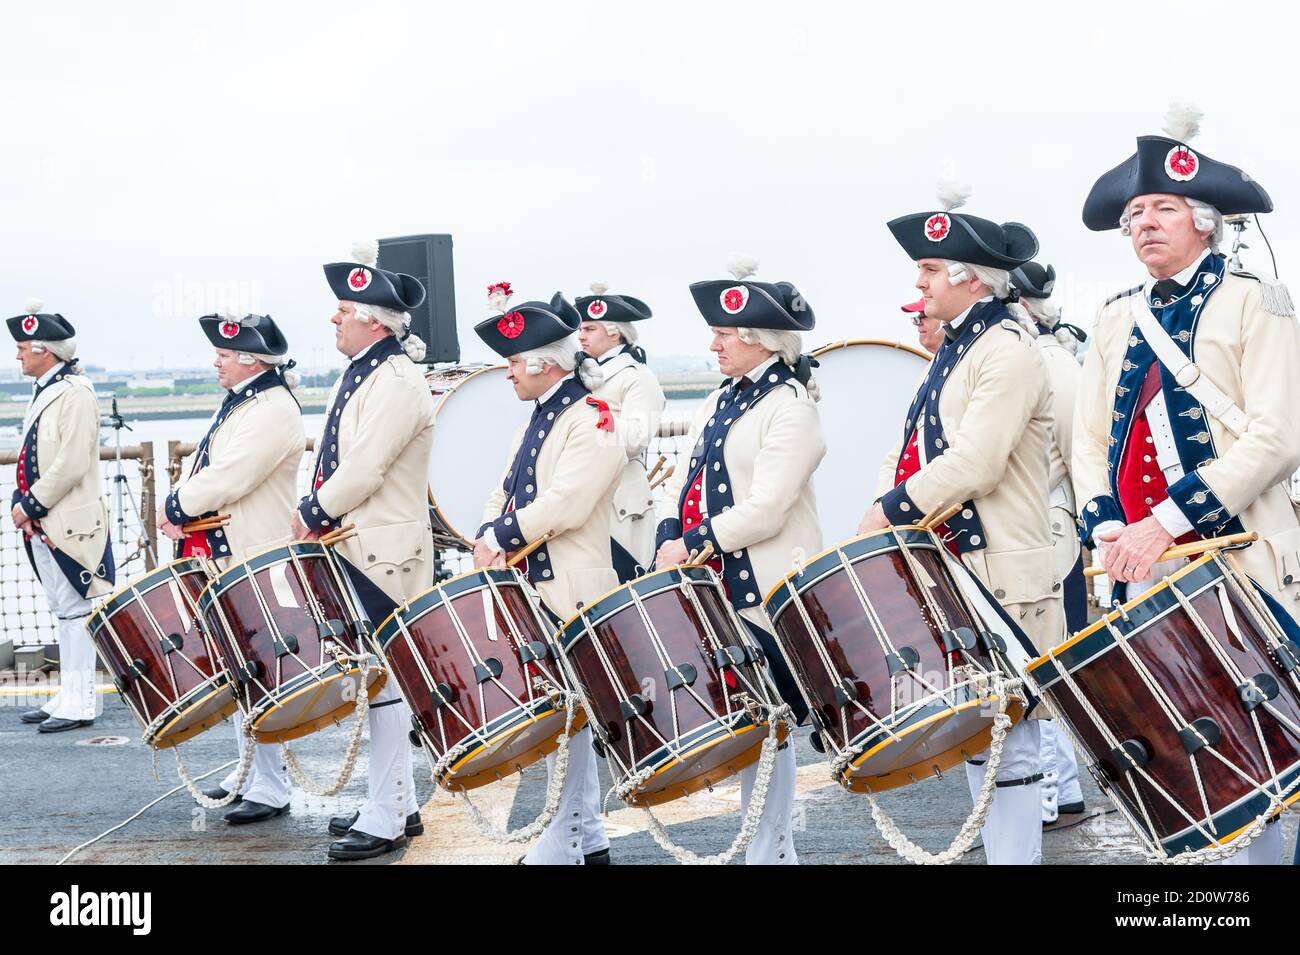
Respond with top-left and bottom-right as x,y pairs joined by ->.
966,718 -> 1043,865
31,538 -> 98,721
1039,720 -> 1083,815
740,738 -> 798,865
523,727 -> 607,865
220,709 -> 291,808
1217,820 -> 1283,866
350,680 -> 418,841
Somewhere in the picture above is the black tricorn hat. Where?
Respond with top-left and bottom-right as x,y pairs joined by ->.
6,299 -> 74,342
888,174 -> 1038,269
474,290 -> 581,358
198,312 -> 289,356
574,283 -> 652,324
1082,105 -> 1273,231
324,240 -> 426,311
1010,262 -> 1056,299
688,255 -> 814,331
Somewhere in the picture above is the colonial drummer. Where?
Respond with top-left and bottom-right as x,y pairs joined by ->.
1009,261 -> 1088,825
473,286 -> 626,865
157,311 -> 305,825
295,241 -> 437,862
654,254 -> 826,865
9,300 -> 114,734
859,179 -> 1060,865
574,282 -> 666,582
1075,105 -> 1300,865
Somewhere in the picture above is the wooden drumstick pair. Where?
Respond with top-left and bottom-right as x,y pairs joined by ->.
1083,531 -> 1258,577
506,533 -> 552,568
318,522 -> 357,547
649,463 -> 675,492
180,513 -> 230,534
685,541 -> 715,566
917,503 -> 962,531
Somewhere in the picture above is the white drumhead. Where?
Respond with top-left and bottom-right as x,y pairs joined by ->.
810,340 -> 930,544
427,365 -> 529,549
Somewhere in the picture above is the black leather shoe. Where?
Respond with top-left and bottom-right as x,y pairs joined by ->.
327,829 -> 407,861
38,717 -> 93,733
202,785 -> 242,804
584,848 -> 612,865
1057,801 -> 1086,815
329,810 -> 423,838
20,709 -> 49,724
225,800 -> 289,824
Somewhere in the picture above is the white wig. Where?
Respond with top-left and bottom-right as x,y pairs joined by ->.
601,320 -> 639,345
945,260 -> 1038,336
1119,196 -> 1223,251
238,350 -> 301,390
736,327 -> 820,401
352,301 -> 427,362
521,333 -> 603,390
33,337 -> 78,363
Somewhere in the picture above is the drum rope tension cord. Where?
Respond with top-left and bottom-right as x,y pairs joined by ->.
172,718 -> 257,808
418,686 -> 580,845
280,655 -> 373,796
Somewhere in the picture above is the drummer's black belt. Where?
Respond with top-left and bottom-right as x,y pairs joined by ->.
966,761 -> 1044,789
369,698 -> 404,710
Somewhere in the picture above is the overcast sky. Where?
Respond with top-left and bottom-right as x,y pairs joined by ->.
2,0 -> 1294,372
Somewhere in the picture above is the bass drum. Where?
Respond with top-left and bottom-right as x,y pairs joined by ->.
809,340 -> 930,543
426,364 -> 525,551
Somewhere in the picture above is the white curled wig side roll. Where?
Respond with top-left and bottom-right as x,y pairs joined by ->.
736,327 -> 820,401
948,260 -> 1038,337
352,302 -> 427,361
33,337 -> 78,364
522,333 -> 604,389
1021,297 -> 1078,354
601,321 -> 638,345
242,352 -> 302,390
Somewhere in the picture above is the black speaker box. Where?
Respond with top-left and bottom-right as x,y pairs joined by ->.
378,234 -> 458,363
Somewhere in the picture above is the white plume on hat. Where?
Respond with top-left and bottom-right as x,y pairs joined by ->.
486,281 -> 513,314
24,297 -> 45,314
936,164 -> 972,212
588,281 -> 609,295
351,239 -> 380,268
1162,102 -> 1202,143
727,253 -> 758,281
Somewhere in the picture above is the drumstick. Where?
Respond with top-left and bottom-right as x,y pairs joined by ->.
684,541 -> 715,566
318,522 -> 357,547
646,454 -> 667,484
180,513 -> 231,534
649,464 -> 675,491
507,533 -> 552,568
918,503 -> 962,530
1083,531 -> 1259,577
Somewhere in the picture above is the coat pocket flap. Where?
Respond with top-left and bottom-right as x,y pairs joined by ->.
353,521 -> 425,570
1261,525 -> 1300,590
982,545 -> 1060,605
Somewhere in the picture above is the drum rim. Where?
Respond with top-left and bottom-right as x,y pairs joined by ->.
244,655 -> 383,722
1027,553 -> 1219,685
431,696 -> 568,777
91,555 -> 211,625
143,673 -> 235,748
627,709 -> 765,779
371,566 -> 527,647
762,525 -> 938,616
810,337 -> 931,362
555,564 -> 717,650
1161,763 -> 1300,855
195,540 -> 329,611
426,362 -> 508,550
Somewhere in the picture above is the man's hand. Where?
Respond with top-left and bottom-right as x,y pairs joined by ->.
472,537 -> 505,569
857,502 -> 889,536
291,512 -> 319,542
656,538 -> 689,568
1098,516 -> 1175,583
11,503 -> 31,531
159,519 -> 183,541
